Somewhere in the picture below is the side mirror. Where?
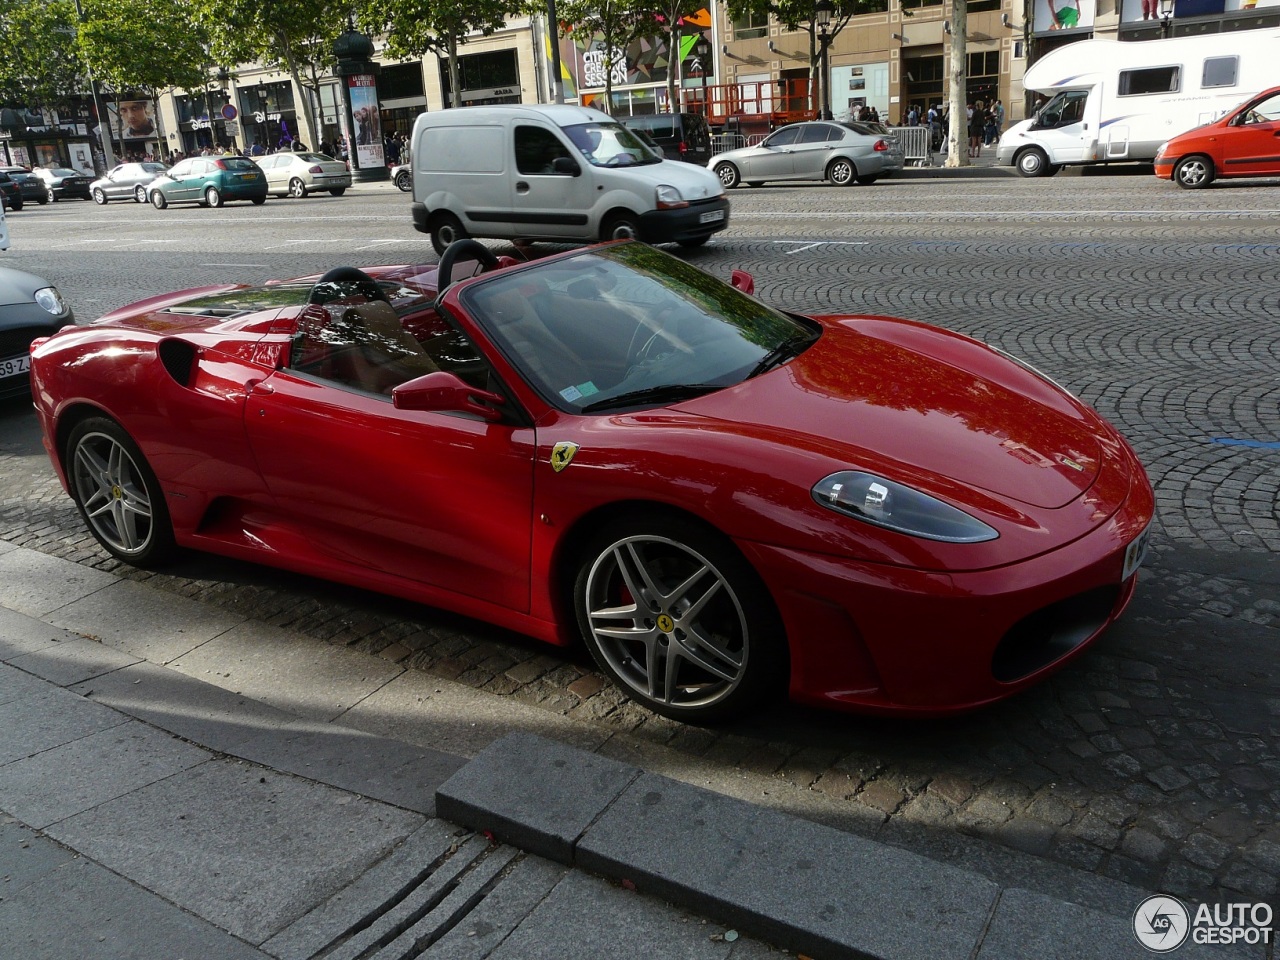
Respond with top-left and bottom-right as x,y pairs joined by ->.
730,270 -> 755,295
393,370 -> 506,421
552,156 -> 580,176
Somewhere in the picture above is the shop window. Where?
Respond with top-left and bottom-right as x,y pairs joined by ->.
381,62 -> 426,100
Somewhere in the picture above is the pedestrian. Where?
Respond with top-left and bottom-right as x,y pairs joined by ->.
969,100 -> 986,157
993,99 -> 1005,138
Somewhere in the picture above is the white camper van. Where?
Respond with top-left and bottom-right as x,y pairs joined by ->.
996,30 -> 1280,177
409,104 -> 729,252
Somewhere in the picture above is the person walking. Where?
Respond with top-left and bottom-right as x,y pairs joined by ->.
969,101 -> 986,158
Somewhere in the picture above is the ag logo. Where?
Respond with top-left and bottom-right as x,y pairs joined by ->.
1133,895 -> 1190,953
550,441 -> 580,473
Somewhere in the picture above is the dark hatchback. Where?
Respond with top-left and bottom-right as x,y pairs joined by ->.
33,167 -> 93,201
0,265 -> 75,400
0,173 -> 24,211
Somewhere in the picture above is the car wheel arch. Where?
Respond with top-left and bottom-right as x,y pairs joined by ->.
599,206 -> 645,242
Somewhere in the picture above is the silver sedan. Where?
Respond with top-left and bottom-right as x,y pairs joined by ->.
90,162 -> 171,204
254,152 -> 352,198
709,121 -> 904,188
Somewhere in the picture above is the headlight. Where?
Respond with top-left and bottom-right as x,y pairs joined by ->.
33,286 -> 67,316
813,471 -> 998,543
655,184 -> 688,210
1154,142 -> 1168,160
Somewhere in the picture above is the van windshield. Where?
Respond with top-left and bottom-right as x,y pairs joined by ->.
562,122 -> 662,167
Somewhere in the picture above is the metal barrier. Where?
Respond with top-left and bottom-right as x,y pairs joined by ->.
712,133 -> 747,154
896,125 -> 933,166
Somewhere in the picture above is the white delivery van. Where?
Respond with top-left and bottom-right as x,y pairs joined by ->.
410,104 -> 729,252
996,30 -> 1280,177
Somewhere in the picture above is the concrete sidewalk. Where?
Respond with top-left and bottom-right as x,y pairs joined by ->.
0,542 -> 1253,959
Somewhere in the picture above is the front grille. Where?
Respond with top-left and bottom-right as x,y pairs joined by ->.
991,585 -> 1121,683
0,328 -> 44,357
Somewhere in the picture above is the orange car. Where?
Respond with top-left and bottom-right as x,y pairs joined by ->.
1155,85 -> 1280,189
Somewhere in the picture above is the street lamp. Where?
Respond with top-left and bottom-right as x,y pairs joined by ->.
690,34 -> 712,113
1159,0 -> 1174,36
815,0 -> 835,121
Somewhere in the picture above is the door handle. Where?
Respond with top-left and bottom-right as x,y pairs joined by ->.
245,379 -> 274,395
515,181 -> 530,193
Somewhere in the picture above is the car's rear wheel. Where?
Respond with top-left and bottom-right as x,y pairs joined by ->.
134,185 -> 147,203
573,513 -> 787,723
678,236 -> 710,248
601,212 -> 642,243
394,169 -> 412,192
827,157 -> 857,186
37,194 -> 49,205
1174,155 -> 1214,189
251,196 -> 266,205
856,174 -> 878,185
205,186 -> 223,207
329,187 -> 346,196
714,161 -> 740,189
1015,148 -> 1052,178
288,178 -> 308,198
92,188 -> 108,204
150,190 -> 167,209
67,418 -> 175,567
429,212 -> 468,256
11,197 -> 22,211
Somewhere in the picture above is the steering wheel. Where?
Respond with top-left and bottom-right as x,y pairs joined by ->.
307,266 -> 391,305
436,238 -> 500,295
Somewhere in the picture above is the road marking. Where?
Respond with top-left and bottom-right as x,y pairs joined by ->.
771,240 -> 870,255
202,263 -> 269,267
1212,437 -> 1280,449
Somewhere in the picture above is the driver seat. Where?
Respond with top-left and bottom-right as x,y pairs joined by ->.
333,301 -> 438,395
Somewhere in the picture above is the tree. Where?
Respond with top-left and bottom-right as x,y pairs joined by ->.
189,0 -> 346,150
360,0 -> 516,109
555,0 -> 656,114
0,0 -> 83,112
651,0 -> 706,115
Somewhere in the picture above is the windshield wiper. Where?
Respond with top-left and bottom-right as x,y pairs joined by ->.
580,383 -> 721,413
748,332 -> 817,378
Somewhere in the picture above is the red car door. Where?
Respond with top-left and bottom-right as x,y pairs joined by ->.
243,305 -> 536,612
1224,91 -> 1280,178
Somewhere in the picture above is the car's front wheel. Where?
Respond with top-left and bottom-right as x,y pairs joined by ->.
827,157 -> 857,186
288,178 -> 308,198
573,513 -> 787,722
66,418 -> 176,567
714,161 -> 740,189
601,212 -> 643,243
92,188 -> 108,204
1015,148 -> 1053,178
150,190 -> 167,209
429,212 -> 468,256
1174,155 -> 1215,189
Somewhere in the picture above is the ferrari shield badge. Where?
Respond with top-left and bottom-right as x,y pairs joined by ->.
550,442 -> 580,473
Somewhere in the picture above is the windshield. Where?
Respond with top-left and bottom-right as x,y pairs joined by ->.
461,243 -> 814,413
562,122 -> 662,168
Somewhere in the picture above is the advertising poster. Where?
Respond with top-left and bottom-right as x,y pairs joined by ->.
1033,0 -> 1097,32
348,75 -> 385,169
105,99 -> 156,139
69,143 -> 94,177
1120,0 -> 1277,17
35,142 -> 59,167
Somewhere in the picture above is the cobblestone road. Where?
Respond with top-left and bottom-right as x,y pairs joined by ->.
2,174 -> 1277,910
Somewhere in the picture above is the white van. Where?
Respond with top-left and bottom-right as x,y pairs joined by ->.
996,30 -> 1279,177
409,104 -> 729,253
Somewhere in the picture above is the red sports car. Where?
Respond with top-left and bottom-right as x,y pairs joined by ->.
1155,85 -> 1280,189
29,240 -> 1154,722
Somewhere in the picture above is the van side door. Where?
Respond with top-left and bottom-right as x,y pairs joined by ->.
508,122 -> 592,241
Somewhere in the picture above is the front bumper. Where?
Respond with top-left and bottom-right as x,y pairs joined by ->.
638,196 -> 730,244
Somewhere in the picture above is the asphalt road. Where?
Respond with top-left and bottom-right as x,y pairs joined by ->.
1,174 -> 1277,909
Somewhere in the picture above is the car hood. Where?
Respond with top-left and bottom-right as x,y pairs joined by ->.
603,159 -> 724,201
672,317 -> 1106,510
0,266 -> 50,307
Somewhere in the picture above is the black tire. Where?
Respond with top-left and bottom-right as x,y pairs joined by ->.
826,157 -> 857,186
92,188 -> 108,205
12,197 -> 22,211
573,512 -> 788,722
856,174 -> 878,185
288,178 -> 308,198
134,185 -> 147,203
714,161 -> 740,189
329,187 -> 346,196
1174,155 -> 1215,190
150,190 -> 167,209
1015,148 -> 1052,178
251,196 -> 266,205
678,236 -> 710,249
394,170 -> 412,192
601,212 -> 642,243
66,417 -> 176,567
205,186 -> 223,208
430,212 -> 468,256
37,195 -> 49,205
746,181 -> 764,188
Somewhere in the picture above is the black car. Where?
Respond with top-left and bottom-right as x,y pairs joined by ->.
33,167 -> 93,201
0,265 -> 75,400
0,173 -> 24,211
620,112 -> 714,166
1,167 -> 50,204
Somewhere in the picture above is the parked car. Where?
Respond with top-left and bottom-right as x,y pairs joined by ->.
0,167 -> 47,205
32,167 -> 93,201
392,163 -> 411,192
254,151 -> 351,198
0,172 -> 23,211
1155,85 -> 1280,189
30,238 -> 1154,722
708,120 -> 905,188
90,162 -> 171,204
145,156 -> 268,208
620,112 -> 714,166
1,261 -> 75,400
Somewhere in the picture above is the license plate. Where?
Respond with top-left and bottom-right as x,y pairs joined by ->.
699,210 -> 725,224
0,353 -> 30,379
1122,524 -> 1151,581
241,173 -> 259,180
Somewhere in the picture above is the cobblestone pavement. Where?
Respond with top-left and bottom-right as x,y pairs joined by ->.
2,175 -> 1277,910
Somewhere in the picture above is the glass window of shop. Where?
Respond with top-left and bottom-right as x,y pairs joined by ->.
235,82 -> 299,152
440,49 -> 521,106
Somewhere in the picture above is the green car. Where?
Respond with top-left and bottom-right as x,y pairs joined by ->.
146,156 -> 268,208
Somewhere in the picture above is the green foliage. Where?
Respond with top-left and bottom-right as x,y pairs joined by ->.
0,0 -> 82,108
359,0 -> 514,61
77,0 -> 210,96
